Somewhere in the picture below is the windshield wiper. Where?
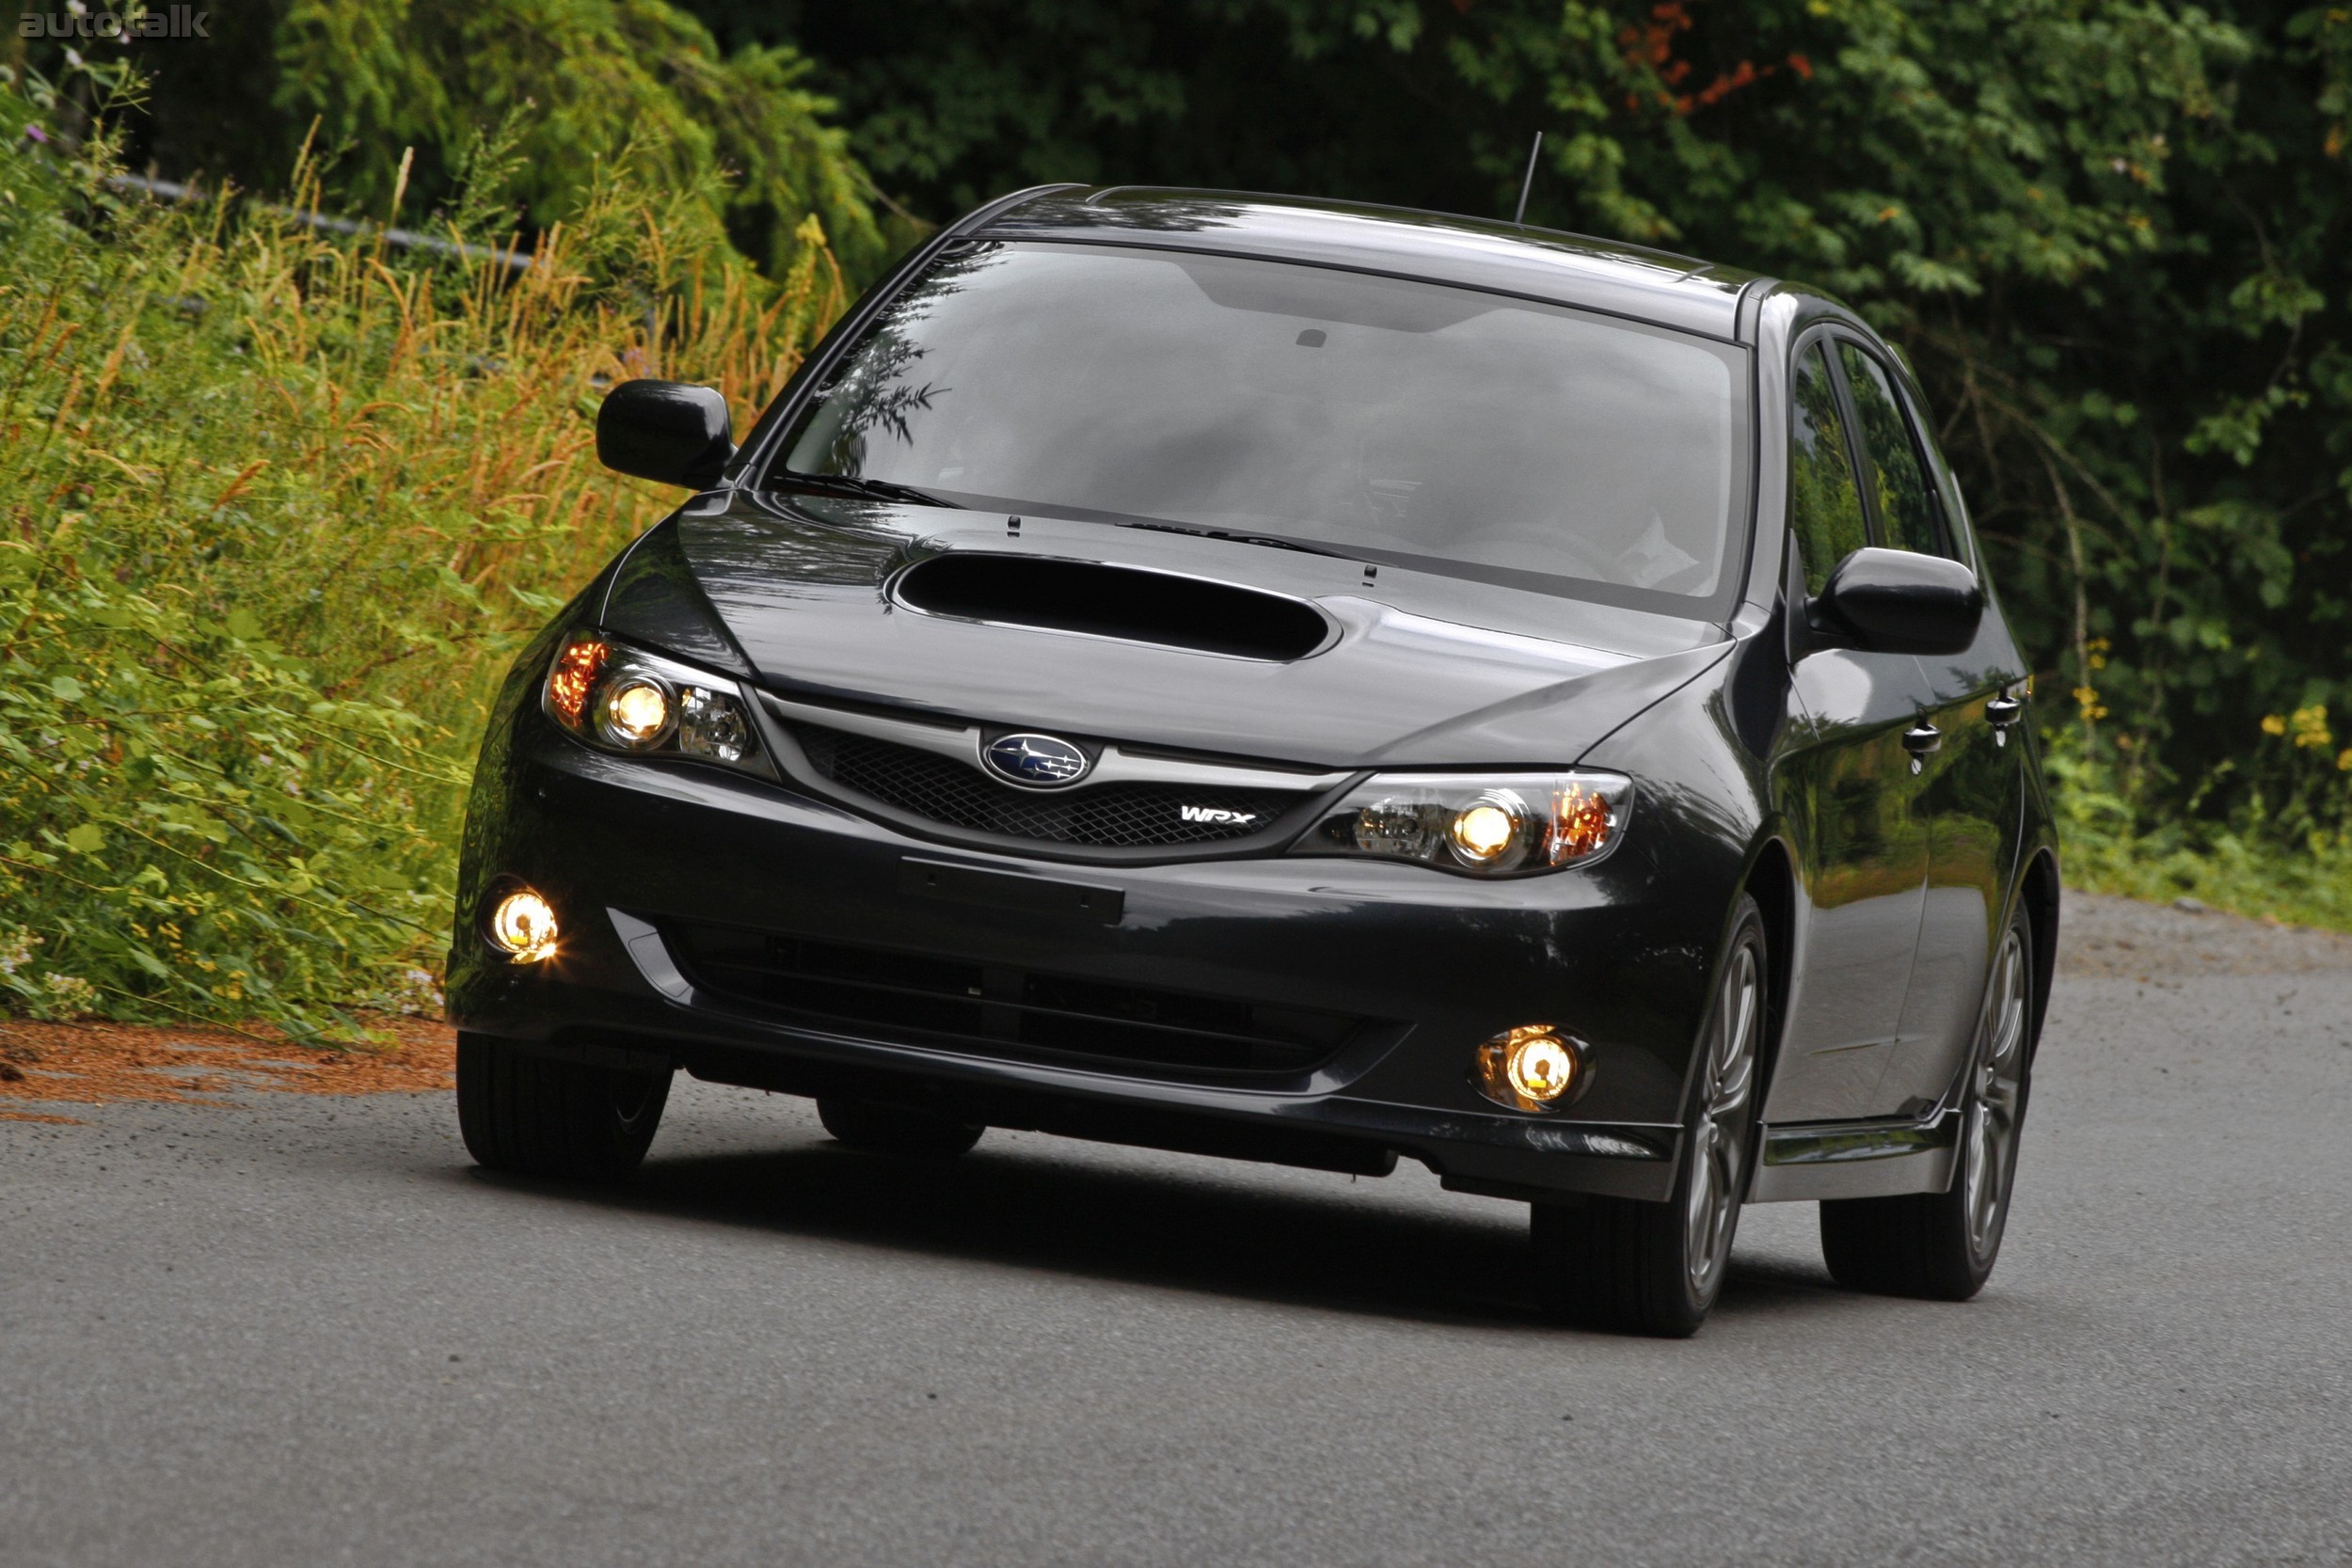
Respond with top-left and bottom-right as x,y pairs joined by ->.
1115,519 -> 1354,560
769,471 -> 961,509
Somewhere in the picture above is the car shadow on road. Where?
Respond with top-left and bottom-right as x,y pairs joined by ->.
462,1135 -> 1845,1334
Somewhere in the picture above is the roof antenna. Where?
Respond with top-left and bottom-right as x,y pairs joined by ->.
1513,131 -> 1544,227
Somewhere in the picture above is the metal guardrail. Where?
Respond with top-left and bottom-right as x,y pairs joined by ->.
105,173 -> 537,271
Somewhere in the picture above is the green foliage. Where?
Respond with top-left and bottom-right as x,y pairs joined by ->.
2044,718 -> 2352,930
25,0 -> 906,287
273,0 -> 896,279
0,62 -> 846,1036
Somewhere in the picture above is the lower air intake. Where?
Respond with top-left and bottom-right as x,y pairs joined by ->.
664,922 -> 1365,1079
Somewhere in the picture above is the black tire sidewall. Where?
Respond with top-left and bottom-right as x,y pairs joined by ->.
1669,892 -> 1771,1323
1952,899 -> 2036,1284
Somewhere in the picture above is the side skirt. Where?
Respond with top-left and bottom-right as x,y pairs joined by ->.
1747,1110 -> 1958,1202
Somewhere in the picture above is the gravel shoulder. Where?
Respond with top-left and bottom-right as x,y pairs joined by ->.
2058,888 -> 2352,977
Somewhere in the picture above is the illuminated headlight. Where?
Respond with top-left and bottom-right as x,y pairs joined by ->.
543,630 -> 768,772
597,678 -> 673,749
1291,771 -> 1631,876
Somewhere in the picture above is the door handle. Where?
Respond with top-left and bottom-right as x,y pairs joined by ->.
1902,721 -> 1942,773
1985,694 -> 2026,747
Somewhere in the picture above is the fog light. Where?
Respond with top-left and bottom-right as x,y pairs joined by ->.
487,889 -> 559,963
1473,1023 -> 1584,1113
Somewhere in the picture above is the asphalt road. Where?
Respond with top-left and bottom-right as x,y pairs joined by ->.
5,895 -> 2350,1567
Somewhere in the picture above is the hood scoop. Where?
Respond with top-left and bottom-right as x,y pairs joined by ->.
891,552 -> 1335,661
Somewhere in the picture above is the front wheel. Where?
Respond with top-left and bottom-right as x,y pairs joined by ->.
1820,902 -> 2034,1300
455,1034 -> 671,1181
1534,894 -> 1768,1337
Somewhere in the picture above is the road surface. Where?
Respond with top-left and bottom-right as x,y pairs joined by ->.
4,894 -> 2349,1565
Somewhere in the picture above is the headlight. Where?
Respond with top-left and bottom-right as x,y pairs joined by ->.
1290,771 -> 1631,876
543,630 -> 768,773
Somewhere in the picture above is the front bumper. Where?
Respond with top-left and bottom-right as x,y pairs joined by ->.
450,717 -> 1724,1202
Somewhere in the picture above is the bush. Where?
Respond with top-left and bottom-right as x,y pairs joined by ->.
0,69 -> 846,1038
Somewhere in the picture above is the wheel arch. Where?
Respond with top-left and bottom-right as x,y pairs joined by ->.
2017,847 -> 2060,1063
1740,833 -> 1800,1098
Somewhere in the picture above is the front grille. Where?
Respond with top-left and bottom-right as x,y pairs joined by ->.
788,722 -> 1304,848
666,922 -> 1363,1078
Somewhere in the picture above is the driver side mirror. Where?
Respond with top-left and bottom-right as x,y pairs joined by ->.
1812,546 -> 1982,657
596,379 -> 736,489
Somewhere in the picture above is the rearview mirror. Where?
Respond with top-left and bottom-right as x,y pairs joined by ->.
596,379 -> 735,489
1813,546 -> 1982,657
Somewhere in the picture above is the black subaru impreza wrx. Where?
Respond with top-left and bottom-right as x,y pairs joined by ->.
450,186 -> 2058,1337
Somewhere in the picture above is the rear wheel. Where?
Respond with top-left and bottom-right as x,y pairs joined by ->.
456,1034 -> 671,1180
1533,894 -> 1767,1337
1820,903 -> 2033,1300
818,1097 -> 985,1159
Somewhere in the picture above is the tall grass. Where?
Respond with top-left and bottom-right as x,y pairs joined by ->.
0,79 -> 847,1037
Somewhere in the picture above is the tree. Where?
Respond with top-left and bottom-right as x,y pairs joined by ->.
82,0 -> 906,283
716,0 -> 2352,863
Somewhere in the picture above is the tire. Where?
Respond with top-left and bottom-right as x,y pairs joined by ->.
1820,901 -> 2034,1301
817,1097 -> 985,1159
455,1033 -> 671,1181
1534,893 -> 1769,1338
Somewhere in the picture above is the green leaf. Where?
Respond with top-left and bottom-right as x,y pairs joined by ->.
64,823 -> 105,854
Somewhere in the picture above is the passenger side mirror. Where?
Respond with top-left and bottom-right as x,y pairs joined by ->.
1812,546 -> 1982,657
596,379 -> 735,489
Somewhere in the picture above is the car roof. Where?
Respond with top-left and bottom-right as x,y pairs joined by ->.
975,186 -> 1766,341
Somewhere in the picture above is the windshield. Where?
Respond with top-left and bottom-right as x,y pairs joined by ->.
772,241 -> 1752,614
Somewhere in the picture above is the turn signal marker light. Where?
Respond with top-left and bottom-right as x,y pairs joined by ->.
548,634 -> 609,728
1548,782 -> 1615,863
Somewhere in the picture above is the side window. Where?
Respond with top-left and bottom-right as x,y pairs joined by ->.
1788,342 -> 1868,595
1900,380 -> 1976,569
1836,341 -> 1946,557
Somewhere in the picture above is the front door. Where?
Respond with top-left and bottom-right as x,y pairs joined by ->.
1765,340 -> 1933,1123
1832,342 -> 2030,1114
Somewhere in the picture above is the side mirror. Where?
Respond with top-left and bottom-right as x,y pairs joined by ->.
596,379 -> 735,488
1813,546 -> 1982,657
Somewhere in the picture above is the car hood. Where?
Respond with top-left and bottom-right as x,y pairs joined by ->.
602,492 -> 1733,769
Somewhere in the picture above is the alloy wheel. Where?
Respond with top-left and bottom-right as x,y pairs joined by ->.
1683,935 -> 1762,1298
1962,927 -> 2030,1266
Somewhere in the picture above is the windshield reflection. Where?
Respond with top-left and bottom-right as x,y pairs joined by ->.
776,241 -> 1751,615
